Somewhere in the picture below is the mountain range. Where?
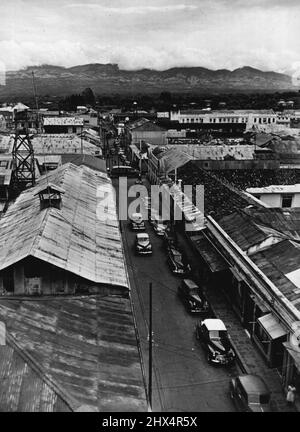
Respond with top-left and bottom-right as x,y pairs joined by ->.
0,64 -> 297,98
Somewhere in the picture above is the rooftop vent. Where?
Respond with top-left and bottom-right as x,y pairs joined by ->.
34,182 -> 65,210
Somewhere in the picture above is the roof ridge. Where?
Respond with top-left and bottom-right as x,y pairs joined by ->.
29,164 -> 70,255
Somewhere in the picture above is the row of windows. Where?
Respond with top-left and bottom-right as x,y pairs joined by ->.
181,117 -> 276,124
253,118 -> 276,124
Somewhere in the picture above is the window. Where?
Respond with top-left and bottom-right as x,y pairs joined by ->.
282,194 -> 293,208
0,161 -> 8,168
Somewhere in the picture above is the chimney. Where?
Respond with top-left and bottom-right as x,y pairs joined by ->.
0,321 -> 6,346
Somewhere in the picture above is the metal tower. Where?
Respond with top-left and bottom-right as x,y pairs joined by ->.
11,110 -> 35,192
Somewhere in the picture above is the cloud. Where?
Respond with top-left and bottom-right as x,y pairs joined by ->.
64,3 -> 198,14
0,0 -> 299,73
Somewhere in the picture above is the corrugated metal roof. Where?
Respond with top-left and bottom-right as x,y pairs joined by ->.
217,211 -> 281,251
0,345 -> 71,412
251,240 -> 300,312
43,117 -> 84,127
247,184 -> 300,194
244,207 -> 300,240
32,134 -> 100,155
162,144 -> 255,160
0,295 -> 147,412
0,163 -> 128,288
158,148 -> 192,174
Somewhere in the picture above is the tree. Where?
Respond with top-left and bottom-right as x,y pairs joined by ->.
82,88 -> 96,106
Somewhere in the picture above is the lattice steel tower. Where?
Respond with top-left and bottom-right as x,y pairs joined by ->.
11,109 -> 35,192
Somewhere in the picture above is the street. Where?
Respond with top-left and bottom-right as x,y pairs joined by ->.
113,173 -> 239,412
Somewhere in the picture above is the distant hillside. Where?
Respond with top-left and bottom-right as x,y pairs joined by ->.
0,64 -> 297,98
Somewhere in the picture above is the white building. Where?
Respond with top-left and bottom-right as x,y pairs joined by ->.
247,184 -> 300,208
170,109 -> 277,129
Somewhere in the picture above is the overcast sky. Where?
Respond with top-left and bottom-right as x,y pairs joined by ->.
0,0 -> 300,74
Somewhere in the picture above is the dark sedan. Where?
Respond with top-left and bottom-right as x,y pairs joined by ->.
178,279 -> 210,314
167,247 -> 191,276
195,319 -> 235,366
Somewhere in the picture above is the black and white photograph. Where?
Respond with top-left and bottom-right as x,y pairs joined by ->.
0,0 -> 300,417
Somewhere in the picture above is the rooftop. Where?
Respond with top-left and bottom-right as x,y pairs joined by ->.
0,295 -> 147,411
177,161 -> 260,220
179,109 -> 276,116
43,117 -> 84,127
32,134 -> 101,156
164,144 -> 256,161
243,207 -> 300,240
217,210 -> 285,252
247,184 -> 300,194
132,122 -> 166,132
0,163 -> 128,288
251,240 -> 300,312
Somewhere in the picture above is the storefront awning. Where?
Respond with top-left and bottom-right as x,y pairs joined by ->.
258,313 -> 287,340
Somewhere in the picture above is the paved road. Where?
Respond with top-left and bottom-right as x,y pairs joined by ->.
113,174 -> 239,412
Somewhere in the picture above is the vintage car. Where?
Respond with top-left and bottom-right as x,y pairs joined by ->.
178,279 -> 210,314
135,174 -> 143,184
130,212 -> 145,231
163,228 -> 178,250
167,247 -> 191,276
230,375 -> 272,412
195,319 -> 235,365
135,233 -> 152,255
152,216 -> 168,236
110,166 -> 139,178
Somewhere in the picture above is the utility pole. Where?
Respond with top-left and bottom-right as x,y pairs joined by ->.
148,282 -> 153,410
31,71 -> 40,132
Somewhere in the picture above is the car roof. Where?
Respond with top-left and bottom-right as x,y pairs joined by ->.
202,319 -> 227,331
112,165 -> 134,169
183,279 -> 198,289
237,375 -> 270,395
136,233 -> 149,239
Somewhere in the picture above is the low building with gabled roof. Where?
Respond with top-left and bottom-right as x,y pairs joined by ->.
0,163 -> 128,294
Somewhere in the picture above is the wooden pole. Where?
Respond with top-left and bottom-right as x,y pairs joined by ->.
149,282 -> 153,409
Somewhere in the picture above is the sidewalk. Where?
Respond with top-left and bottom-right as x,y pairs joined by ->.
176,229 -> 296,412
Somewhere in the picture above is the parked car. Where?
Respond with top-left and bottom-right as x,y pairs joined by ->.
135,233 -> 152,255
230,375 -> 272,412
195,319 -> 235,365
178,279 -> 210,314
135,174 -> 143,184
163,229 -> 177,250
110,166 -> 139,178
167,247 -> 191,276
152,216 -> 168,236
130,212 -> 145,231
